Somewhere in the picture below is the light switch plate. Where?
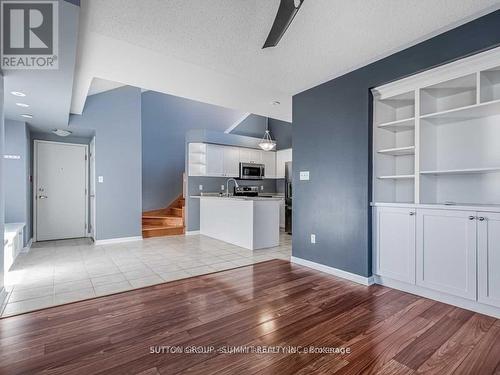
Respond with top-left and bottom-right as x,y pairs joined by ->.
98,176 -> 104,183
221,185 -> 225,191
300,171 -> 310,181
261,186 -> 264,191
310,234 -> 316,244
199,185 -> 203,191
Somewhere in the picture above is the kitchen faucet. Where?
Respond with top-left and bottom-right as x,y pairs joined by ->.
226,178 -> 239,197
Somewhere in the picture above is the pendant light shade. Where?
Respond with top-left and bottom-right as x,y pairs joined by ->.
259,119 -> 276,151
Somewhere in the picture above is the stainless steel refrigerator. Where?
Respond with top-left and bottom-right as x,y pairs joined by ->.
285,162 -> 292,234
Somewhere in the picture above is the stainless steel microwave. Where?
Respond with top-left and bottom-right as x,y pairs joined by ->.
239,163 -> 265,180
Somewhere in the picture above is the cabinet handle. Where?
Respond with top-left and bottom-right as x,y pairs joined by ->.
478,217 -> 486,221
468,216 -> 475,220
409,212 -> 415,216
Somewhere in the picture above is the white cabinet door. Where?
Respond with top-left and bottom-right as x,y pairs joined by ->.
240,148 -> 262,164
206,144 -> 224,177
373,207 -> 416,283
416,209 -> 477,300
478,212 -> 500,308
276,148 -> 292,178
261,151 -> 276,178
223,146 -> 240,177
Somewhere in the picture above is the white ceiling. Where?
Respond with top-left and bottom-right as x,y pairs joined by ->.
72,0 -> 500,121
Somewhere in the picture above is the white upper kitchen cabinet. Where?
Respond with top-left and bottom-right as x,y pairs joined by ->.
205,144 -> 224,177
276,148 -> 292,178
416,209 -> 477,300
478,212 -> 500,308
373,206 -> 416,284
240,148 -> 262,164
261,151 -> 276,178
223,146 -> 240,177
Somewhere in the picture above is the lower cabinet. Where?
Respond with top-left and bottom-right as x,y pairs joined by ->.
416,209 -> 477,300
374,205 -> 500,313
478,212 -> 500,308
374,207 -> 416,283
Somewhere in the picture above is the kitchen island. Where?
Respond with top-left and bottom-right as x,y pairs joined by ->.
195,196 -> 281,250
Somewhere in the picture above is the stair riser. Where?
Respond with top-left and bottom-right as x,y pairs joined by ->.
142,217 -> 183,226
142,227 -> 184,238
170,208 -> 183,216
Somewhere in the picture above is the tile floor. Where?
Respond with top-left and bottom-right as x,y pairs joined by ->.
0,232 -> 292,317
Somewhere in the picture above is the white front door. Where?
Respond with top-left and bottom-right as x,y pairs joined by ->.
35,141 -> 88,241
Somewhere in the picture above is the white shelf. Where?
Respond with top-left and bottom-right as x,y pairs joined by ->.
377,117 -> 415,132
378,174 -> 415,180
420,74 -> 477,116
420,98 -> 500,124
377,146 -> 415,156
420,167 -> 500,175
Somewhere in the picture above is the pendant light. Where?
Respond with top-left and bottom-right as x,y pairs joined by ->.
259,118 -> 276,151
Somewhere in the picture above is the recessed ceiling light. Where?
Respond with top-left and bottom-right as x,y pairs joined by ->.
52,129 -> 72,137
11,91 -> 26,97
21,114 -> 33,119
16,102 -> 30,108
271,101 -> 281,106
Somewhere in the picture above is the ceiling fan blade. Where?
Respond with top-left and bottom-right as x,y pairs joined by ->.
262,0 -> 305,49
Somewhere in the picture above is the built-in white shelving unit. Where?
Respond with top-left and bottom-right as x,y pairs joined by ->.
373,90 -> 415,203
373,47 -> 500,206
371,48 -> 500,319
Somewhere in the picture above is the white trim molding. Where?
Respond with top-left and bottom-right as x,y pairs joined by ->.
185,230 -> 200,236
291,256 -> 375,286
373,45 -> 500,99
94,236 -> 143,246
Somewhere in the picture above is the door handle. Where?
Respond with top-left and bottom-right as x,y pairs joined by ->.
478,217 -> 486,221
468,216 -> 475,220
38,195 -> 48,199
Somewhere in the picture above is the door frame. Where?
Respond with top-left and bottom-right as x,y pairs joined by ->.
33,140 -> 89,242
89,136 -> 96,241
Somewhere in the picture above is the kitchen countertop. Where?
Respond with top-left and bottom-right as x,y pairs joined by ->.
190,195 -> 283,201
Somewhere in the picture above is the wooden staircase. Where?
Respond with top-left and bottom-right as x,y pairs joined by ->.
142,196 -> 185,238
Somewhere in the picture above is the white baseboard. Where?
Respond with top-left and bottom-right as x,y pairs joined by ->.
374,275 -> 500,319
94,236 -> 143,246
186,230 -> 200,236
291,256 -> 375,286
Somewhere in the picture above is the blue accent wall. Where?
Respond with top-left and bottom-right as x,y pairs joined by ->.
4,121 -> 30,245
292,10 -> 500,278
70,86 -> 142,241
230,114 -> 292,150
141,91 -> 244,211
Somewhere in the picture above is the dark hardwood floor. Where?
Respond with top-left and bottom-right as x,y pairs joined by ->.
1,259 -> 499,374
